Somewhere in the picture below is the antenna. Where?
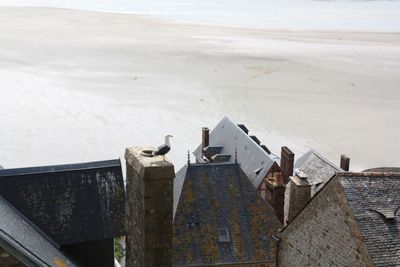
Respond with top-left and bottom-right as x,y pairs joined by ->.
187,150 -> 191,165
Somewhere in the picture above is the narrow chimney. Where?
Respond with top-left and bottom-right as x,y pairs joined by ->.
275,172 -> 283,186
340,154 -> 350,171
272,172 -> 285,224
280,147 -> 295,184
202,127 -> 210,157
284,171 -> 311,225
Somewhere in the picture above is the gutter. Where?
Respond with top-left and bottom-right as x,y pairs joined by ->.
272,234 -> 281,267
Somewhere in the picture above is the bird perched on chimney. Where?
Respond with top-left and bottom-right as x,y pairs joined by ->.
153,135 -> 173,159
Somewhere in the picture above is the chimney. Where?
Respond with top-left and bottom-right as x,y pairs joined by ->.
202,127 -> 210,158
284,171 -> 311,225
271,172 -> 285,224
340,154 -> 350,171
125,147 -> 175,266
280,147 -> 295,184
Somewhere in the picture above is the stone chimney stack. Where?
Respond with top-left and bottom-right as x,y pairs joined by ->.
283,171 -> 311,225
270,172 -> 285,224
202,127 -> 209,150
125,147 -> 175,267
280,146 -> 295,184
340,154 -> 350,171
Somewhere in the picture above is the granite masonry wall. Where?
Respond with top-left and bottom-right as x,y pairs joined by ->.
125,147 -> 175,267
278,177 -> 374,267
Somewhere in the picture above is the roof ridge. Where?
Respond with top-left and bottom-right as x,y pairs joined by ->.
311,150 -> 342,170
337,171 -> 400,177
0,159 -> 121,177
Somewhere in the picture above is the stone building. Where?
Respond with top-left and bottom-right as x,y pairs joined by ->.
0,159 -> 125,266
191,117 -> 287,223
277,171 -> 400,267
284,150 -> 344,225
173,162 -> 281,266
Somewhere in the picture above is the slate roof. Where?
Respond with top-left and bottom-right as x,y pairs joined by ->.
339,172 -> 400,267
174,164 -> 188,219
193,116 -> 279,189
363,167 -> 400,173
0,194 -> 77,266
0,159 -> 125,246
295,150 -> 342,195
173,163 -> 281,266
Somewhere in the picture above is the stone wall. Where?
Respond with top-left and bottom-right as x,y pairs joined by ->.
283,174 -> 311,225
278,177 -> 374,266
125,147 -> 175,267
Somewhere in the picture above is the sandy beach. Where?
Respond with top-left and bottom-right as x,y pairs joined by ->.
0,7 -> 399,170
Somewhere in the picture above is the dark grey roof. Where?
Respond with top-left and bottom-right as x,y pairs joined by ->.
0,195 -> 77,266
0,159 -> 125,246
173,163 -> 281,266
203,146 -> 223,159
362,167 -> 400,173
339,172 -> 400,267
193,117 -> 279,188
295,150 -> 342,195
174,164 -> 188,219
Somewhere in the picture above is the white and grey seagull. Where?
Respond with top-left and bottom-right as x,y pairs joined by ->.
153,134 -> 173,159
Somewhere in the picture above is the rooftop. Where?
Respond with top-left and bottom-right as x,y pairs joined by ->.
339,172 -> 400,267
193,116 -> 279,189
0,159 -> 125,246
0,194 -> 76,266
295,149 -> 342,194
173,163 -> 281,266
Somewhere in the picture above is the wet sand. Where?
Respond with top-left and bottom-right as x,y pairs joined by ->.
0,7 -> 399,170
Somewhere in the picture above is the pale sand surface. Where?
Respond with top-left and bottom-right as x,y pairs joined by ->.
0,7 -> 399,170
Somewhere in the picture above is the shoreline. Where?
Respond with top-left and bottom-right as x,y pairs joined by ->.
1,6 -> 400,34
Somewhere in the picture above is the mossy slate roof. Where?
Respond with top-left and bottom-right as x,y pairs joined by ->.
173,163 -> 281,266
0,159 -> 125,246
0,194 -> 77,266
339,172 -> 400,267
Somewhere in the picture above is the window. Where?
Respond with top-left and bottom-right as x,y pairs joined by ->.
218,228 -> 230,242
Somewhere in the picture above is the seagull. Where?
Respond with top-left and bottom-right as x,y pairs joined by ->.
153,135 -> 173,159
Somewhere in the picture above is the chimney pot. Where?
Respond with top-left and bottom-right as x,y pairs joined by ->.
202,127 -> 210,149
340,154 -> 350,171
296,170 -> 308,180
281,146 -> 295,184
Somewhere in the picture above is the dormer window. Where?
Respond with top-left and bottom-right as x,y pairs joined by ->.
218,228 -> 230,242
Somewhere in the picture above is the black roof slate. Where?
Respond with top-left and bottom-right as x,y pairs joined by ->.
173,163 -> 281,266
339,172 -> 400,267
0,159 -> 125,246
0,194 -> 77,266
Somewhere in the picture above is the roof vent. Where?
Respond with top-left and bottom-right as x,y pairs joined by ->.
203,146 -> 223,159
218,228 -> 230,242
369,207 -> 399,222
237,124 -> 249,134
211,154 -> 231,163
254,167 -> 263,175
250,135 -> 261,145
260,145 -> 271,154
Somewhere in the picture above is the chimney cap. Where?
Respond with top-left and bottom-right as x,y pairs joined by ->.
295,170 -> 308,180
